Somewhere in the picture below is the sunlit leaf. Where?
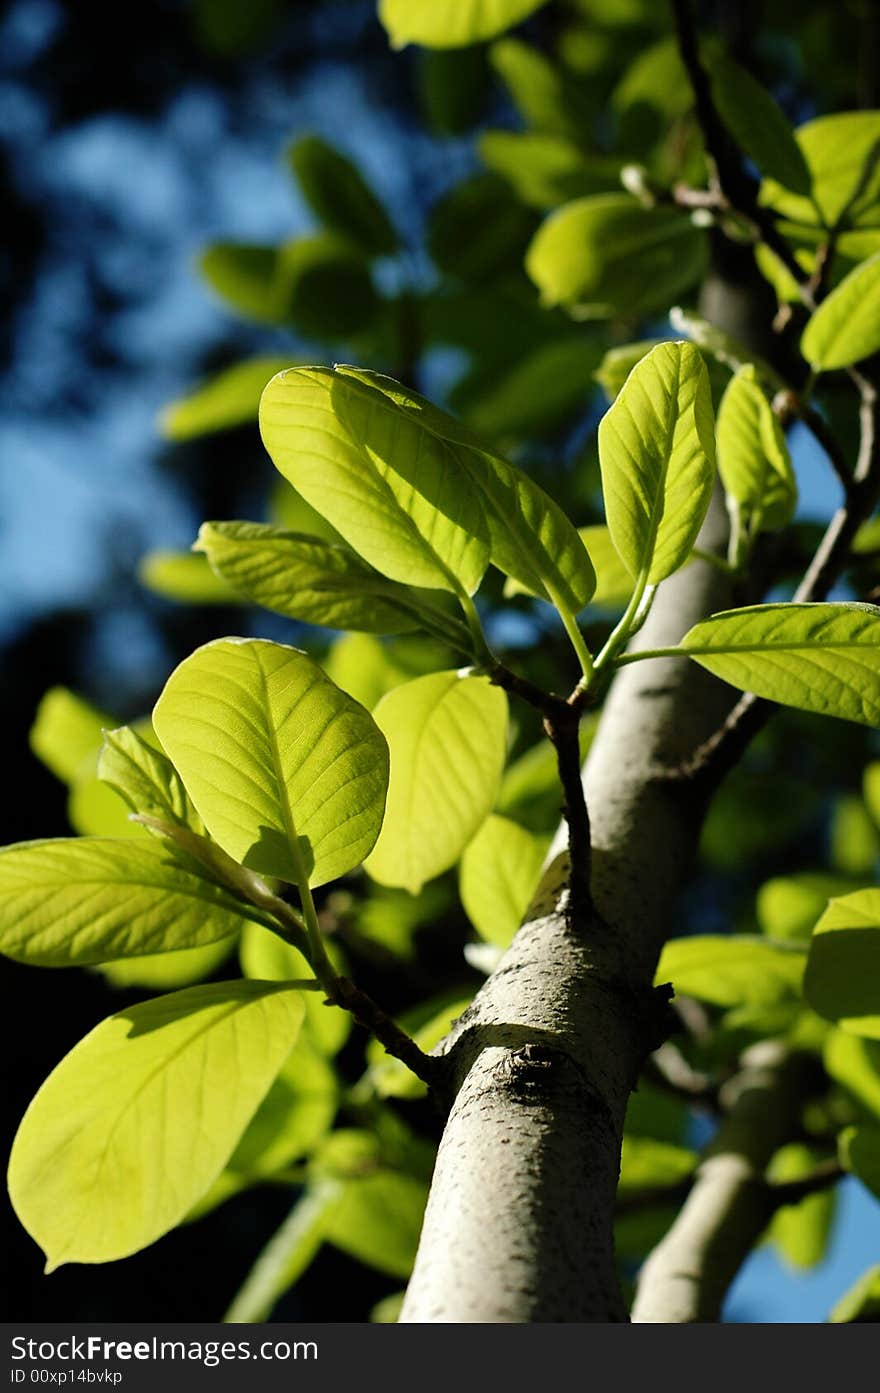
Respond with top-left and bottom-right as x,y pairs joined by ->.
767,1142 -> 837,1270
760,112 -> 880,229
160,357 -> 295,440
30,687 -> 112,785
656,935 -> 805,1007
801,251 -> 880,371
598,341 -> 716,583
526,196 -> 708,319
459,814 -> 548,946
139,550 -> 241,605
153,638 -> 389,887
681,603 -> 880,727
757,872 -> 865,943
716,365 -> 796,534
366,672 -> 507,893
379,0 -> 548,50
98,725 -> 205,834
9,981 -> 305,1267
239,921 -> 351,1057
0,837 -> 267,966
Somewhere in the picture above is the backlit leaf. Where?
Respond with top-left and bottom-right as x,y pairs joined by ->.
598,341 -> 716,583
153,638 -> 389,887
656,935 -> 805,1007
716,365 -> 796,533
681,603 -> 880,727
0,837 -> 266,966
98,725 -> 205,834
459,814 -> 549,946
366,672 -> 508,893
801,251 -> 880,371
159,357 -> 295,440
378,0 -> 548,50
805,889 -> 880,1037
9,981 -> 305,1267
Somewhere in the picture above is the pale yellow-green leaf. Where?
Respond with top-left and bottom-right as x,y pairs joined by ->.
153,638 -> 389,888
459,814 -> 549,946
239,921 -> 351,1057
760,112 -> 880,229
0,837 -> 265,966
9,981 -> 305,1267
366,672 -> 508,893
259,366 -> 490,596
830,1263 -> 880,1322
681,603 -> 880,727
29,687 -> 113,784
97,939 -> 237,991
139,550 -> 240,605
160,357 -> 296,440
801,251 -> 880,371
656,935 -> 805,1007
228,1038 -> 338,1178
379,0 -> 548,49
99,725 -> 205,834
767,1142 -> 836,1270
598,341 -> 716,583
716,365 -> 796,533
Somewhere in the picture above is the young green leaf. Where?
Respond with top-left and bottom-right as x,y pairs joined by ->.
668,307 -> 789,394
195,521 -> 468,646
757,872 -> 866,943
138,550 -> 241,605
8,981 -> 305,1268
98,939 -> 237,992
526,196 -> 708,319
716,365 -> 796,535
579,526 -> 633,607
459,814 -> 549,947
259,366 -> 491,596
680,603 -> 880,727
479,130 -> 621,211
595,340 -> 666,403
289,135 -> 397,257
240,922 -> 351,1057
227,1038 -> 338,1179
801,251 -> 880,370
805,889 -> 880,1037
655,935 -> 806,1007
98,725 -> 205,834
30,687 -> 113,784
760,111 -> 880,230
379,0 -> 548,49
260,366 -> 596,613
153,638 -> 389,887
597,341 -> 716,583
366,672 -> 508,894
159,356 -> 296,441
767,1142 -> 837,1270
489,38 -> 587,143
199,243 -> 285,323
0,837 -> 267,966
709,56 -> 812,195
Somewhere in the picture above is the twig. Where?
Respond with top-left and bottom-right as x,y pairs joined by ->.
644,1043 -> 721,1113
544,709 -> 592,919
767,1157 -> 844,1210
488,661 -> 570,720
329,974 -> 447,1090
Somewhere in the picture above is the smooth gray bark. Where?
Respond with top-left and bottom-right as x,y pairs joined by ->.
631,1043 -> 811,1322
400,495 -> 738,1322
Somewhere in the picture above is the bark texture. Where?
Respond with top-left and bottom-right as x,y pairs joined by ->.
631,1043 -> 812,1322
400,496 -> 739,1322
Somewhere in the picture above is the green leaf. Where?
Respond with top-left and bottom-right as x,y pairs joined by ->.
30,687 -> 113,784
289,135 -> 397,258
240,922 -> 351,1057
830,1263 -> 880,1322
801,251 -> 880,371
8,981 -> 305,1267
228,1038 -> 338,1178
680,603 -> 880,727
757,872 -> 866,943
0,837 -> 267,966
579,525 -> 633,607
459,814 -> 549,947
97,939 -> 237,992
454,337 -> 603,442
427,174 -> 536,284
268,479 -> 346,545
830,794 -> 880,875
767,1142 -> 836,1270
260,366 -> 595,613
618,1136 -> 696,1193
655,935 -> 805,1007
760,112 -> 880,229
366,672 -> 508,894
668,307 -> 788,395
479,130 -> 621,211
418,46 -> 489,136
139,550 -> 242,605
153,637 -> 389,888
259,366 -> 490,596
489,38 -> 588,142
378,0 -> 548,49
322,633 -> 407,711
98,725 -> 205,834
526,196 -> 708,320
716,366 -> 796,534
159,357 -> 296,440
322,1169 -> 427,1279
595,340 -> 665,402
840,1124 -> 880,1199
709,56 -> 811,195
805,889 -> 880,1037
199,243 -> 284,323
195,521 -> 466,643
824,1030 -> 880,1121
597,341 -> 716,584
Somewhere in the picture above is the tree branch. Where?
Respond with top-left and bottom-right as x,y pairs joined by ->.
631,1042 -> 816,1322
